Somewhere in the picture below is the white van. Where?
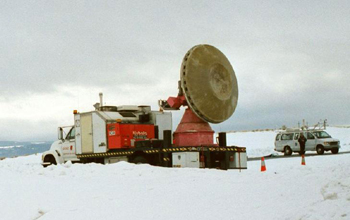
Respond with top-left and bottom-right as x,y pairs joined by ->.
274,129 -> 340,156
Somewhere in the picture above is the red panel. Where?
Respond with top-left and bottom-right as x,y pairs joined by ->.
107,123 -> 155,149
173,108 -> 214,147
107,123 -> 122,149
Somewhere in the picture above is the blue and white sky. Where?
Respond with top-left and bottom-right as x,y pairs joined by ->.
1,1 -> 349,141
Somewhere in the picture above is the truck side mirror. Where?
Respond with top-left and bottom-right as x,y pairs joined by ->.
58,127 -> 64,140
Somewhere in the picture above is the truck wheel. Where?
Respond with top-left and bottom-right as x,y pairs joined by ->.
284,146 -> 292,156
132,156 -> 148,164
331,148 -> 339,154
316,145 -> 324,155
43,155 -> 57,167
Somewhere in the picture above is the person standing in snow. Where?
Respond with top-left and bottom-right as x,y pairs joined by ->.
298,133 -> 307,155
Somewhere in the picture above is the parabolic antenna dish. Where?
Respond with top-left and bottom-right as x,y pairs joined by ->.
180,44 -> 238,123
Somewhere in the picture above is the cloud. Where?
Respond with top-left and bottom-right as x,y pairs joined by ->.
1,1 -> 350,140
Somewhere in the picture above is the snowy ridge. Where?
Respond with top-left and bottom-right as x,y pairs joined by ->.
0,145 -> 23,149
31,142 -> 46,145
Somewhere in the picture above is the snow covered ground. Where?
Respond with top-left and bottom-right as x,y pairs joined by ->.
1,127 -> 349,220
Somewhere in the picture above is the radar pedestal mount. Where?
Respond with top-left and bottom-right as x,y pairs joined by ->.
159,44 -> 238,147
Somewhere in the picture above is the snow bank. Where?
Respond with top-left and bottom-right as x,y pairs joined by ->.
226,130 -> 277,157
1,154 -> 350,220
1,128 -> 350,220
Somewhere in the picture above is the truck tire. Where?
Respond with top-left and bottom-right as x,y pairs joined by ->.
316,145 -> 324,155
132,156 -> 148,164
284,146 -> 292,156
331,148 -> 339,154
43,155 -> 57,167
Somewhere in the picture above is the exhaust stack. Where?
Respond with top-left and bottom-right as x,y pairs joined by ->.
99,92 -> 103,107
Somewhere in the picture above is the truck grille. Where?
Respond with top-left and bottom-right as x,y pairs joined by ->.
330,142 -> 338,146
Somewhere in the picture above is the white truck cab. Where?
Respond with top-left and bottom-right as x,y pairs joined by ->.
42,126 -> 80,167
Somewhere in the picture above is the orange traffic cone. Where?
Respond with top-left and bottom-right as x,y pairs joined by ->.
301,154 -> 306,165
261,157 -> 266,172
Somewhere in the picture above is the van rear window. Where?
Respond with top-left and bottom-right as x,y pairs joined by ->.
275,134 -> 281,141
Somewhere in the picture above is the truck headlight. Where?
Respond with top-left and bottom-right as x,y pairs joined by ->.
324,142 -> 330,146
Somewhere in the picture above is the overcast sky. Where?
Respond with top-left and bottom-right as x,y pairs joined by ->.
1,1 -> 349,141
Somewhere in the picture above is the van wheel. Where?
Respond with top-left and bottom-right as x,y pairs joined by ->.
284,146 -> 292,156
316,145 -> 324,155
331,148 -> 339,154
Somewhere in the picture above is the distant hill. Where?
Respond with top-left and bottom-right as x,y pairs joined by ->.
0,141 -> 52,158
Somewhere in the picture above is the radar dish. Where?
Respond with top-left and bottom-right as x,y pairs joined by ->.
180,44 -> 238,123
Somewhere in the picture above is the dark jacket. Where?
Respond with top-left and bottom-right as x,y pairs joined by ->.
298,135 -> 307,147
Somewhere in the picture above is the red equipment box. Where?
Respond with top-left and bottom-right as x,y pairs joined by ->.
107,123 -> 155,149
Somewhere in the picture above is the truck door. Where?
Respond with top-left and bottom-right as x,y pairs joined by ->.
61,127 -> 77,161
306,132 -> 316,151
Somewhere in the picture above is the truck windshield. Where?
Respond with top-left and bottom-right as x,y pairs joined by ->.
312,131 -> 331,139
66,127 -> 75,140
